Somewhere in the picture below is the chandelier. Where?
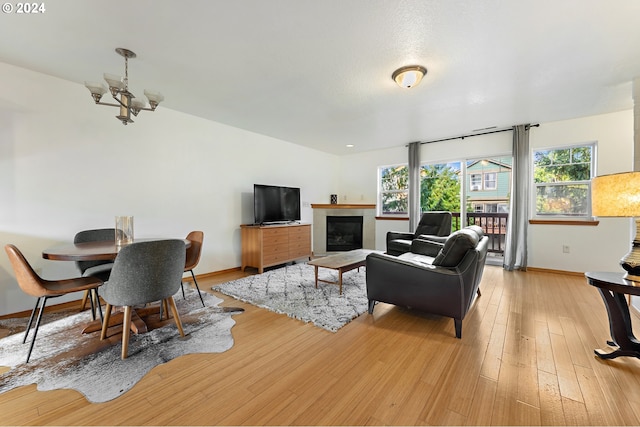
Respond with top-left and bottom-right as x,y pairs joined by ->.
84,48 -> 164,125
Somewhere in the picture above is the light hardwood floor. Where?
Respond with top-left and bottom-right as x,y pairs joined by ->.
2,265 -> 640,425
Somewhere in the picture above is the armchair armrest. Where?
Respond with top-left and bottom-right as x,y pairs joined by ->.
386,231 -> 414,245
415,234 -> 448,244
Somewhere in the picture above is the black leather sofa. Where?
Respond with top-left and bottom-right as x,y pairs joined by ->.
366,225 -> 489,338
386,211 -> 452,256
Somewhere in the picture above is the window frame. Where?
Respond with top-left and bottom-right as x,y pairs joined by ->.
484,172 -> 497,190
377,163 -> 409,216
470,174 -> 482,191
531,142 -> 597,220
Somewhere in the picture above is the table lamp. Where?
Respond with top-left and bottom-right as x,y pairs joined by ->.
592,171 -> 640,281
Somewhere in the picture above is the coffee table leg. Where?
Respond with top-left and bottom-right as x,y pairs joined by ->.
339,269 -> 343,295
314,265 -> 319,289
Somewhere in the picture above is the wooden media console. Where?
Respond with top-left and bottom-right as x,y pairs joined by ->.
240,223 -> 312,273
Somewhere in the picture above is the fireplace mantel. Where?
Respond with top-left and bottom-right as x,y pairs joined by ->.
312,204 -> 376,255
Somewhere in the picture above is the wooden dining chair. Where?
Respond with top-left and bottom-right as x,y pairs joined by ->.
4,244 -> 104,363
182,230 -> 205,307
100,239 -> 186,359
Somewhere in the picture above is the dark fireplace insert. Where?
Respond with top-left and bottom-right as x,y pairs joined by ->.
326,216 -> 363,251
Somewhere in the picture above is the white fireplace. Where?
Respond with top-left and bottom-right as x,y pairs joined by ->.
312,204 -> 376,255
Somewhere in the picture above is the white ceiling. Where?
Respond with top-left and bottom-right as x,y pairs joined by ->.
1,0 -> 640,155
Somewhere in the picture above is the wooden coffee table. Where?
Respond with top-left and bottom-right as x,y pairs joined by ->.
308,249 -> 380,294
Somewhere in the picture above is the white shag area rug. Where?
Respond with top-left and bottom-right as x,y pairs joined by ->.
213,263 -> 368,332
0,288 -> 240,403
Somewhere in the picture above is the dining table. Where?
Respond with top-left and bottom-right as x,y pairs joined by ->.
42,238 -> 191,334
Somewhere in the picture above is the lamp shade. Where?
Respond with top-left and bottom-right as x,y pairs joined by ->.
592,171 -> 640,217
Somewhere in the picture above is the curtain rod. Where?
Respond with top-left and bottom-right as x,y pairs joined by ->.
415,123 -> 540,145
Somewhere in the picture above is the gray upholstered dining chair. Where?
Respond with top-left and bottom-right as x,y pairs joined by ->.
74,228 -> 123,319
4,244 -> 103,363
182,230 -> 205,307
99,239 -> 186,359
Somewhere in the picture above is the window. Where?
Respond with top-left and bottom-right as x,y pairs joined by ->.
484,172 -> 497,190
379,164 -> 408,215
470,174 -> 482,191
420,162 -> 461,212
533,143 -> 595,217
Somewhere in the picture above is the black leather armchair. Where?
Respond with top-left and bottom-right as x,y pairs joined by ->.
367,225 -> 489,338
386,211 -> 452,256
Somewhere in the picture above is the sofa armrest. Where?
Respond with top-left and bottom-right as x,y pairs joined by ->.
410,239 -> 443,257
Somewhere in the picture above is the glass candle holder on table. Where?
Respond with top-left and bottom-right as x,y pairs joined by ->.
115,216 -> 134,247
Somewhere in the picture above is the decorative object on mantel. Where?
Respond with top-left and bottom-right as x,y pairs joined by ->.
0,288 -> 239,403
392,65 -> 427,88
591,171 -> 640,281
213,263 -> 368,332
84,48 -> 164,125
330,194 -> 338,204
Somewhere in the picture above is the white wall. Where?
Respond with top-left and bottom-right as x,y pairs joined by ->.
0,62 -> 340,315
338,111 -> 634,274
529,111 -> 634,273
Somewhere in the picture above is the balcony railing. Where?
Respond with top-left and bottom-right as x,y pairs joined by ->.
451,212 -> 508,256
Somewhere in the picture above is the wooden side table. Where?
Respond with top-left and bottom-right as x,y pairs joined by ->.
585,271 -> 640,359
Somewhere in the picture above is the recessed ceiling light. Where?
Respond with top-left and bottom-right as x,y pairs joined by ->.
346,144 -> 354,148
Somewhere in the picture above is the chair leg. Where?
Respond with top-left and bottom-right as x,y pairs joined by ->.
166,297 -> 185,337
190,270 -> 205,307
121,306 -> 132,359
180,281 -> 186,299
94,289 -> 103,322
88,289 -> 97,321
368,300 -> 376,314
80,290 -> 90,312
454,318 -> 462,339
26,296 -> 48,363
160,299 -> 170,320
23,297 -> 40,344
100,303 -> 112,340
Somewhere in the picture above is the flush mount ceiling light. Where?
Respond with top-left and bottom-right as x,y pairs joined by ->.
392,65 -> 427,89
84,48 -> 164,125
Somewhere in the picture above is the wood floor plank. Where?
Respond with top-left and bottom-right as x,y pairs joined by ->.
465,375 -> 497,426
538,369 -> 566,426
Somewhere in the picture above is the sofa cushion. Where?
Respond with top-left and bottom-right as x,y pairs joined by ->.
432,228 -> 479,267
399,251 -> 437,267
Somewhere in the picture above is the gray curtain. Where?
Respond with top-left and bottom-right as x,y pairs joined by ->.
408,141 -> 421,230
503,124 -> 530,271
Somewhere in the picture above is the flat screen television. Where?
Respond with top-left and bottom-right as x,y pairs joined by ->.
254,184 -> 301,224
